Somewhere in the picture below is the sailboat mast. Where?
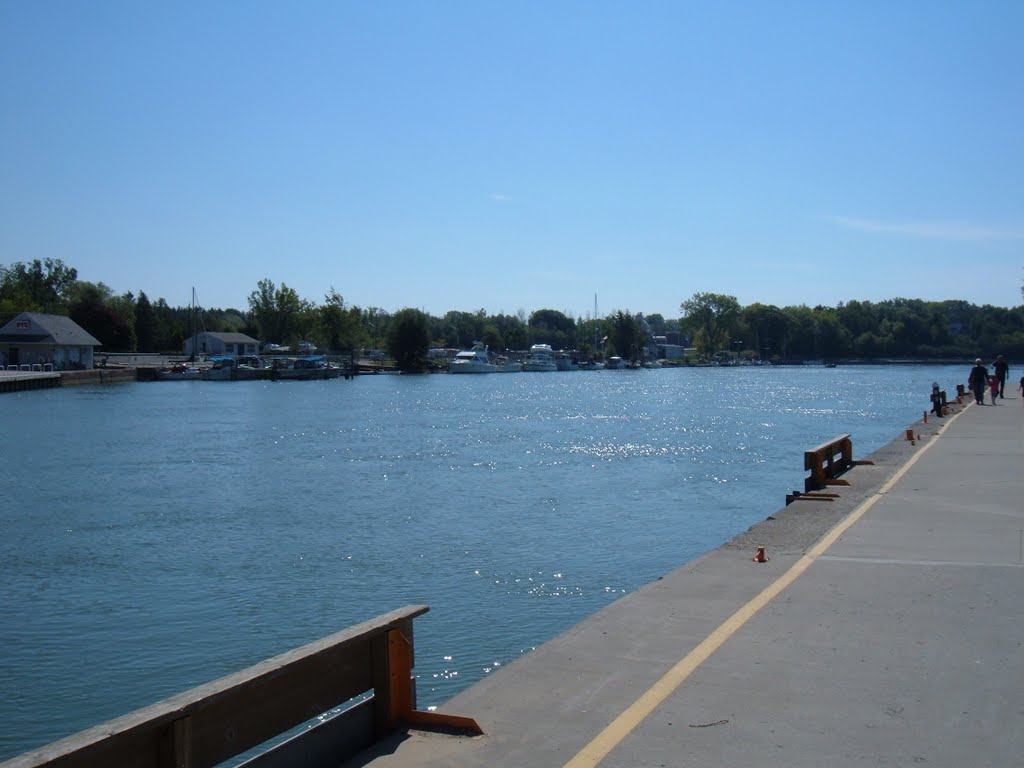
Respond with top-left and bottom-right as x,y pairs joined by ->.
191,287 -> 198,362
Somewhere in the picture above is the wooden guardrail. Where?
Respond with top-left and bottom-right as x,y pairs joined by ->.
2,605 -> 481,768
786,434 -> 873,505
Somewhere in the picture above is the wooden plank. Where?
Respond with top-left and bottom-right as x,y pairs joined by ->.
804,433 -> 851,462
803,434 -> 858,492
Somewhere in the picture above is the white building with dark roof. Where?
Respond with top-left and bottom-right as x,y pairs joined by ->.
184,332 -> 259,358
0,312 -> 102,370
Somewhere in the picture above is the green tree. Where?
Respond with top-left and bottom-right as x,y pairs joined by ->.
680,292 -> 740,357
528,308 -> 576,349
0,258 -> 78,316
605,310 -> 646,362
740,302 -> 788,360
387,308 -> 431,372
481,325 -> 504,351
814,308 -> 851,359
780,305 -> 817,359
247,279 -> 312,345
319,289 -> 363,351
644,313 -> 669,336
150,297 -> 183,352
835,300 -> 876,341
248,278 -> 278,341
64,279 -> 113,308
493,313 -> 528,350
69,283 -> 136,351
576,317 -> 602,357
362,307 -> 391,351
854,331 -> 885,357
442,310 -> 487,348
134,291 -> 156,351
107,291 -> 137,345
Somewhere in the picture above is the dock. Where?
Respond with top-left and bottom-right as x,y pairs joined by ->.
0,369 -> 61,393
349,395 -> 1023,767
0,368 -> 138,393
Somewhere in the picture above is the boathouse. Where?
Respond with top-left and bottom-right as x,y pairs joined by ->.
0,312 -> 101,370
184,331 -> 259,358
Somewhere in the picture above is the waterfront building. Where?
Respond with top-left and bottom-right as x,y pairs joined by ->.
184,331 -> 259,358
0,312 -> 101,370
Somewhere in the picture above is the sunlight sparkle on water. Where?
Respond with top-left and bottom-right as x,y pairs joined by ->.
0,364 -> 962,760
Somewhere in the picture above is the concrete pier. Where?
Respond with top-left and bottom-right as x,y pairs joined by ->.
0,368 -> 137,393
350,394 -> 1023,767
0,370 -> 61,393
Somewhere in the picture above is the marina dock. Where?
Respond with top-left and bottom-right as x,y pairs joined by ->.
0,368 -> 138,393
349,395 -> 1023,767
0,369 -> 61,393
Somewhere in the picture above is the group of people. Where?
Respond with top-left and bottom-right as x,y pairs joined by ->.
968,355 -> 1018,405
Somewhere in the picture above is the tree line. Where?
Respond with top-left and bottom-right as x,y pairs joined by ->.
2,259 -> 1022,366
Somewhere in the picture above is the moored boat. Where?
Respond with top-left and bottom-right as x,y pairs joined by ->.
449,342 -> 497,374
273,356 -> 342,380
494,356 -> 522,372
201,356 -> 236,380
522,344 -> 557,372
157,363 -> 202,381
234,355 -> 273,380
556,351 -> 579,371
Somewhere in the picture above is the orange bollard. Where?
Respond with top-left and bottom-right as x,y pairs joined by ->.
905,428 -> 914,441
752,546 -> 769,563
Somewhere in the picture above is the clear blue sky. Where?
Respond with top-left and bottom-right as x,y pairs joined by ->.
2,1 -> 1022,320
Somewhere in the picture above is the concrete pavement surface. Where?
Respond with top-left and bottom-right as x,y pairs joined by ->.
346,393 -> 1023,768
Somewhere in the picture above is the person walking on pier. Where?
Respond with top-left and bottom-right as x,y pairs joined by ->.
992,355 -> 1009,398
969,358 -> 988,405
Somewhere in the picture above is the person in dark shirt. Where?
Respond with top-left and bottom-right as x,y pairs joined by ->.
968,358 -> 988,405
992,355 -> 1009,398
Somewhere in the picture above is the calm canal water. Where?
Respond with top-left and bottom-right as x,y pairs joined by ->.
0,364 -> 965,760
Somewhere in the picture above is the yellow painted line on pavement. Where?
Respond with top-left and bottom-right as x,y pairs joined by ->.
563,407 -> 967,768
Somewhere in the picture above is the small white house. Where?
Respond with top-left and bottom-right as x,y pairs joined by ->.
0,312 -> 101,370
656,343 -> 688,361
185,332 -> 259,358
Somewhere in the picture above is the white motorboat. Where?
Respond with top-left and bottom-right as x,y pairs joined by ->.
494,356 -> 522,372
449,343 -> 497,374
522,344 -> 557,372
604,356 -> 626,369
